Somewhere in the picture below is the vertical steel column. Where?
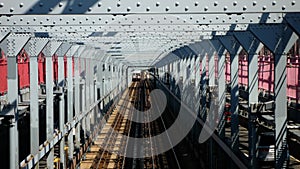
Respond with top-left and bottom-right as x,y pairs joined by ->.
56,43 -> 71,169
219,36 -> 243,151
210,39 -> 226,138
74,47 -> 85,151
66,45 -> 79,164
234,31 -> 263,168
250,24 -> 298,168
200,52 -> 207,119
44,41 -> 62,169
26,38 -> 49,169
0,34 -> 30,169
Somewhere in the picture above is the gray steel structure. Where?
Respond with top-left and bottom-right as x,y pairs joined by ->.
0,0 -> 299,169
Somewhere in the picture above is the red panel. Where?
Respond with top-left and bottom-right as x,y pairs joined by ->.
38,53 -> 46,84
64,55 -> 67,78
238,55 -> 248,86
72,57 -> 74,77
53,54 -> 58,82
18,49 -> 30,89
225,55 -> 230,83
0,51 -> 7,95
258,55 -> 274,92
287,55 -> 300,100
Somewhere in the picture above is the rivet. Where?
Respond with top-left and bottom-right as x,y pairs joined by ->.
243,6 -> 247,10
33,17 -> 36,21
185,6 -> 189,11
39,3 -> 43,7
282,5 -> 286,10
53,21 -> 56,24
242,16 -> 245,19
203,16 -> 206,20
10,8 -> 14,12
156,2 -> 160,7
216,16 -> 219,20
107,7 -> 111,12
146,7 -> 150,11
136,2 -> 141,7
20,18 -> 23,21
272,1 -> 276,6
127,7 -> 131,12
224,6 -> 228,11
292,1 -> 296,5
117,2 -> 121,7
88,7 -> 92,12
86,17 -> 89,21
78,3 -> 82,7
69,7 -> 72,11
165,7 -> 170,11
262,6 -> 266,10
214,1 -> 218,6
40,21 -> 43,24
73,17 -> 76,21
222,19 -> 225,23
49,8 -> 53,12
0,3 -> 4,8
253,1 -> 257,6
98,2 -> 102,7
233,1 -> 237,6
46,18 -> 49,21
19,3 -> 24,8
59,2 -> 63,7
204,6 -> 208,11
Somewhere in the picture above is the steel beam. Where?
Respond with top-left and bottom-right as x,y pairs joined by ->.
285,13 -> 300,36
0,24 -> 247,34
210,39 -> 226,137
234,31 -> 263,168
0,13 -> 286,27
56,43 -> 71,168
74,46 -> 85,150
43,41 -> 62,169
0,0 -> 298,14
26,38 -> 49,169
65,45 -> 79,163
218,35 -> 243,151
250,24 -> 298,168
0,33 -> 30,169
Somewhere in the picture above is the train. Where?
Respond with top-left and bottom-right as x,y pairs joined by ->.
131,70 -> 152,82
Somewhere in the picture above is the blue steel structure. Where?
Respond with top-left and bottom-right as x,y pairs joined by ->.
0,0 -> 299,169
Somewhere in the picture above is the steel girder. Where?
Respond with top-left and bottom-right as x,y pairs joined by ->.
0,0 -> 298,14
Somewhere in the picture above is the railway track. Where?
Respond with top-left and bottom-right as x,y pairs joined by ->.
80,80 -> 179,169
